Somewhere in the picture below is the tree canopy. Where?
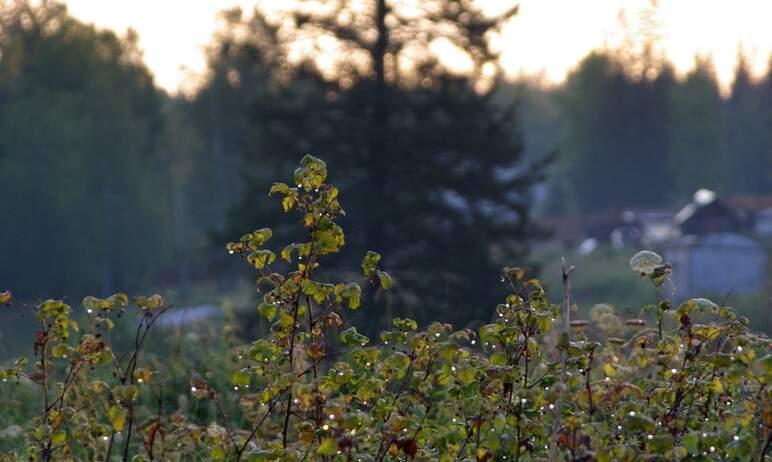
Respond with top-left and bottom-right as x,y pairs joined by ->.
0,1 -> 172,298
199,1 -> 549,328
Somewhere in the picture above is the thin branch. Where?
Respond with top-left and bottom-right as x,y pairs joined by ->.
549,258 -> 574,461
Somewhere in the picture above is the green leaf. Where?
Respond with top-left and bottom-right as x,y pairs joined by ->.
247,228 -> 273,248
245,449 -> 279,461
211,445 -> 226,462
625,413 -> 656,433
384,351 -> 411,372
340,327 -> 369,347
134,294 -> 164,311
479,323 -> 503,345
248,250 -> 276,269
108,405 -> 127,432
122,385 -> 140,402
51,430 -> 66,445
258,303 -> 278,322
376,270 -> 393,289
315,221 -> 345,254
51,344 -> 73,359
294,154 -> 328,190
317,437 -> 338,456
393,318 -> 418,331
345,282 -> 361,310
645,435 -> 673,453
455,364 -> 477,385
268,182 -> 290,196
490,352 -> 508,366
682,432 -> 700,453
282,195 -> 295,212
232,370 -> 251,387
361,251 -> 381,277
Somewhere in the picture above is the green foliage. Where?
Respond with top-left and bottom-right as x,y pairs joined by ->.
668,59 -> 730,197
0,1 -> 178,300
556,52 -> 675,212
543,48 -> 772,215
1,157 -> 771,461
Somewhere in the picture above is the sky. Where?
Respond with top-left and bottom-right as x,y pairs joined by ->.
63,0 -> 772,94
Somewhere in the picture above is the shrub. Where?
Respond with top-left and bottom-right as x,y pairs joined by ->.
1,155 -> 770,461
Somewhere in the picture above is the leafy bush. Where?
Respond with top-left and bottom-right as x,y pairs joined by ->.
1,156 -> 770,461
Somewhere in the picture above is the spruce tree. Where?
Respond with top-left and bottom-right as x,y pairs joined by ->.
204,1 -> 549,327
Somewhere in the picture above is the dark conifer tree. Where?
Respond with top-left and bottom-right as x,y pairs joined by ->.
202,1 -> 549,327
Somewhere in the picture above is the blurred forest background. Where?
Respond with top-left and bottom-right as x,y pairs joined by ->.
1,0 -> 771,357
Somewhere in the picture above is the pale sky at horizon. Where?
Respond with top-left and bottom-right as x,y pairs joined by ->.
62,0 -> 772,94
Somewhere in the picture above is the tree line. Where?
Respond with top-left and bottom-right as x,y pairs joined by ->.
514,52 -> 772,215
1,0 -> 770,327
